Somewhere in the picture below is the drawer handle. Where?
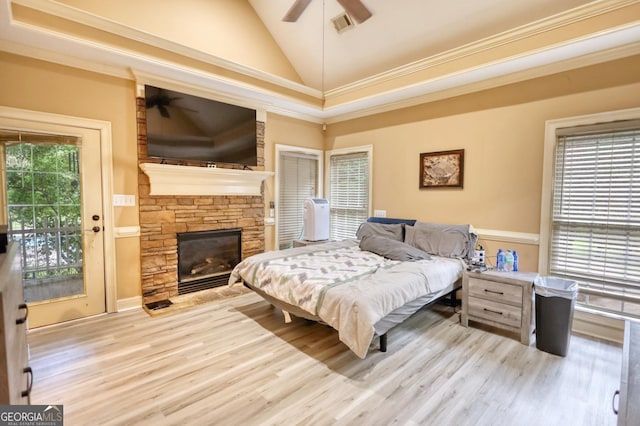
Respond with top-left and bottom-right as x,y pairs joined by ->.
21,366 -> 33,402
484,289 -> 504,296
16,303 -> 28,325
612,389 -> 619,415
483,307 -> 503,316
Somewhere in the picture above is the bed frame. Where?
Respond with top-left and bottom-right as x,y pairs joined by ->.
244,279 -> 460,353
244,217 -> 461,354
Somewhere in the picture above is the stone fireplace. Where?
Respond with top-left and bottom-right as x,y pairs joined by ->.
136,96 -> 268,305
177,228 -> 241,294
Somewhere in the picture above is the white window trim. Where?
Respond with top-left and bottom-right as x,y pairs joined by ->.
274,144 -> 323,251
539,106 -> 640,274
325,144 -> 373,229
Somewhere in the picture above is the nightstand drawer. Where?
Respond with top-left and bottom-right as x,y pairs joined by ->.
468,278 -> 522,306
468,296 -> 522,328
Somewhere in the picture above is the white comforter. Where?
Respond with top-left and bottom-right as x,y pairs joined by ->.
229,240 -> 463,358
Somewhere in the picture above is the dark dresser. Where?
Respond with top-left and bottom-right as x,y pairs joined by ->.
0,242 -> 31,404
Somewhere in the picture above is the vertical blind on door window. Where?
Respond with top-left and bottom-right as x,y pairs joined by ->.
329,151 -> 369,240
278,151 -> 318,249
551,124 -> 640,315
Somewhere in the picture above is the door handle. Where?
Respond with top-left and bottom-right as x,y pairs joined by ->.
21,366 -> 33,403
16,303 -> 28,325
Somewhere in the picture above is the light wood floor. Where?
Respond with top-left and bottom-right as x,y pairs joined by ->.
28,292 -> 622,426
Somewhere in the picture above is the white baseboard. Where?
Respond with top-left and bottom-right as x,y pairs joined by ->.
117,296 -> 142,311
572,308 -> 625,344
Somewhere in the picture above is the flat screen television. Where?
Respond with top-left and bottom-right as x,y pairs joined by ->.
144,85 -> 257,166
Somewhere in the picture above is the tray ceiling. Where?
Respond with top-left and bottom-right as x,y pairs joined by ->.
1,0 -> 639,122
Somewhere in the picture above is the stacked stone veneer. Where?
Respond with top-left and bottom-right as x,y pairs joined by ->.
136,97 -> 266,304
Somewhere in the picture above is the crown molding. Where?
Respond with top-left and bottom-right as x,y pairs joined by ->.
0,38 -> 132,79
130,69 -> 325,124
0,3 -> 327,122
325,0 -> 640,98
1,0 -> 639,125
10,0 -> 321,99
323,33 -> 640,123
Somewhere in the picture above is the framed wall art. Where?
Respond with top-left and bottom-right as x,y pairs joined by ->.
419,149 -> 464,189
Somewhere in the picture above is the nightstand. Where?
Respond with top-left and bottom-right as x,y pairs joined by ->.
461,270 -> 538,345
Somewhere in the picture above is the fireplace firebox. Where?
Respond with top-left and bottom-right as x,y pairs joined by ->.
177,228 -> 241,295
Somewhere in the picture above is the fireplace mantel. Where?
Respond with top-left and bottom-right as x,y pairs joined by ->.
140,163 -> 274,196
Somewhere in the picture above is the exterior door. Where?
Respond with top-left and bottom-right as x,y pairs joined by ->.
1,121 -> 106,328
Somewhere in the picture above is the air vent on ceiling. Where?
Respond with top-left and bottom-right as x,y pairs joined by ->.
331,13 -> 354,34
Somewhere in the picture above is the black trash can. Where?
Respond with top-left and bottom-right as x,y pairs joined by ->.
534,277 -> 578,357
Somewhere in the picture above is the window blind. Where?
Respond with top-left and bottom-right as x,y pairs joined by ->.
329,151 -> 369,240
278,151 -> 318,249
551,126 -> 640,316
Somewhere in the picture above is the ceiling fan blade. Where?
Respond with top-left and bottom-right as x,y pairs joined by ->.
336,0 -> 372,24
283,0 -> 313,22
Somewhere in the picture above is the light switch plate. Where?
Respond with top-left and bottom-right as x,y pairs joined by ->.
373,209 -> 387,217
113,194 -> 136,206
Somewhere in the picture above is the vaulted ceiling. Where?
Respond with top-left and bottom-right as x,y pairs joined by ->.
1,0 -> 639,123
250,0 -> 594,90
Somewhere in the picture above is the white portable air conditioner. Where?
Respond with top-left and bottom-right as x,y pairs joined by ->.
302,198 -> 330,241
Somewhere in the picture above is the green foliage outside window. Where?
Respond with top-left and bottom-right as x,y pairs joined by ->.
5,143 -> 83,282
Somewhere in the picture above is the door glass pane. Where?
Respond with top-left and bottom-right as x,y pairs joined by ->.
5,142 -> 83,303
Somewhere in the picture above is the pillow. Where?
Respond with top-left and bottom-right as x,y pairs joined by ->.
359,234 -> 431,261
405,222 -> 478,260
356,222 -> 404,242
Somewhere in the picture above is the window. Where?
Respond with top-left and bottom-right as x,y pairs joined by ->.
544,114 -> 640,318
4,139 -> 84,303
276,146 -> 322,249
326,146 -> 372,240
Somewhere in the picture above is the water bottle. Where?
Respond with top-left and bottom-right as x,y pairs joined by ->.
496,249 -> 505,271
513,250 -> 519,272
505,250 -> 514,272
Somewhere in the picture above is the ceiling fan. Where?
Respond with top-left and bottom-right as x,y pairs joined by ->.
146,90 -> 197,118
283,0 -> 372,24
146,90 -> 182,118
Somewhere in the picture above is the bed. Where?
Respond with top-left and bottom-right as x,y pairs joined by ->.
228,218 -> 477,358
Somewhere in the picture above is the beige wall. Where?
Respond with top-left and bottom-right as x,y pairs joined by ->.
325,55 -> 640,272
1,48 -> 638,300
0,52 -> 141,299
